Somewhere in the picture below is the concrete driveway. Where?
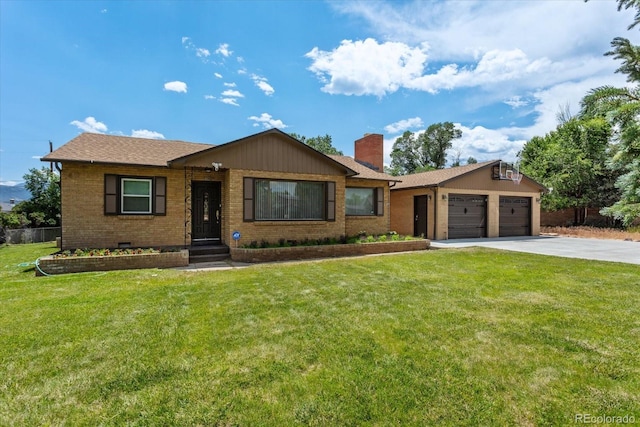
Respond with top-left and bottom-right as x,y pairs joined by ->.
430,235 -> 640,265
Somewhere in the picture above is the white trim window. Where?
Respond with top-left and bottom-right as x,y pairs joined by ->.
121,178 -> 152,214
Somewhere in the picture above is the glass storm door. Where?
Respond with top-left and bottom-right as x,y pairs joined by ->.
192,181 -> 221,241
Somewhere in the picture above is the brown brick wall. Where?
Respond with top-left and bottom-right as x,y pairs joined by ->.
354,134 -> 384,171
60,163 -> 391,249
60,163 -> 191,249
230,239 -> 429,263
225,169 -> 348,247
345,178 -> 391,236
37,250 -> 189,275
391,187 -> 541,240
390,188 -> 435,238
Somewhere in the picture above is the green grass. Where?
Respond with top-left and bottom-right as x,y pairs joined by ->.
1,243 -> 639,425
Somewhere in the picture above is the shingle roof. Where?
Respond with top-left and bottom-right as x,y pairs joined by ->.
41,133 -> 213,167
392,160 -> 499,189
327,155 -> 400,181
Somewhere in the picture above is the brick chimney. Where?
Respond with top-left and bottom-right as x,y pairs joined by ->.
354,133 -> 383,172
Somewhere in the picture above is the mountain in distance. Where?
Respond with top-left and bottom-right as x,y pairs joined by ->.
0,182 -> 30,211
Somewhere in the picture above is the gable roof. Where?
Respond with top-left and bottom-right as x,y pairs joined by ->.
169,128 -> 356,176
392,160 -> 547,191
42,133 -> 213,167
392,160 -> 498,190
327,155 -> 400,181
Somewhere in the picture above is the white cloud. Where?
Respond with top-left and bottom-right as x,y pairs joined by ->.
204,95 -> 216,100
251,74 -> 274,96
221,89 -> 244,98
131,129 -> 165,139
31,155 -> 42,160
453,124 -> 525,163
223,82 -> 236,87
248,113 -> 287,129
70,116 -> 108,133
331,1 -> 637,62
220,98 -> 240,107
216,43 -> 232,57
196,48 -> 210,58
309,1 -> 637,101
164,81 -> 187,93
306,38 -> 427,97
0,180 -> 21,186
384,117 -> 423,134
214,73 -> 223,78
504,96 -> 528,108
306,39 -> 575,97
100,8 -> 107,13
182,37 -> 211,62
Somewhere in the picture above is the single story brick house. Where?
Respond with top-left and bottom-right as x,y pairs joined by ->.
42,129 -> 397,252
390,161 -> 547,240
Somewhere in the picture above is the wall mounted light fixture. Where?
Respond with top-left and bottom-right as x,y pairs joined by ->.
212,162 -> 222,171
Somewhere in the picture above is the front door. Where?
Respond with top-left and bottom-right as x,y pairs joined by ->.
414,195 -> 428,238
192,181 -> 221,242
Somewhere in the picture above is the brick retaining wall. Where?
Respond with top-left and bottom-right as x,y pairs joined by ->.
36,250 -> 189,276
230,239 -> 430,263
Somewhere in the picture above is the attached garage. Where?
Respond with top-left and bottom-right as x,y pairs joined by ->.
499,196 -> 531,236
448,194 -> 487,239
389,160 -> 547,240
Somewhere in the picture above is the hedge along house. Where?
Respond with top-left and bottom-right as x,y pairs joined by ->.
390,161 -> 547,240
42,129 -> 397,256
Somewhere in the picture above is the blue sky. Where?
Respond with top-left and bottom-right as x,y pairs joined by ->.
1,0 -> 637,184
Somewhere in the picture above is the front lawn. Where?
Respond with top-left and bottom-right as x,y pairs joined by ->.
1,243 -> 639,425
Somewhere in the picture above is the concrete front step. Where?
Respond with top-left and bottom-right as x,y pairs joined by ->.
189,244 -> 230,263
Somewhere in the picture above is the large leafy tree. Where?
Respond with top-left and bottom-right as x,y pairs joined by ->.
289,133 -> 343,155
388,122 -> 462,175
578,0 -> 640,226
520,117 -> 616,223
12,167 -> 61,227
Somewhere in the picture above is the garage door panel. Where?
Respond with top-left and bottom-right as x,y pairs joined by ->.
499,196 -> 530,236
448,194 -> 487,239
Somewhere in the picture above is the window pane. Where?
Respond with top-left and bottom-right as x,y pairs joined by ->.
121,178 -> 152,213
123,180 -> 150,195
123,196 -> 151,212
255,179 -> 324,220
346,188 -> 375,216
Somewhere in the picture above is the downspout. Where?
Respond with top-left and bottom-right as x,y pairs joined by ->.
433,187 -> 438,240
184,167 -> 188,248
56,163 -> 63,249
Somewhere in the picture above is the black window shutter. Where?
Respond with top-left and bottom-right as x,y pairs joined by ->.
327,181 -> 336,221
104,174 -> 118,215
154,177 -> 166,215
243,177 -> 254,221
376,187 -> 384,216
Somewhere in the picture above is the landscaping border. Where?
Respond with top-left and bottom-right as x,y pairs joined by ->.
36,249 -> 189,276
230,239 -> 430,263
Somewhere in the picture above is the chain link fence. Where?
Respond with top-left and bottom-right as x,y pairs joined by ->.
3,227 -> 61,244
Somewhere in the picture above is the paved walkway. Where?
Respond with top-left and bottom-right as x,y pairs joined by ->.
430,235 -> 640,265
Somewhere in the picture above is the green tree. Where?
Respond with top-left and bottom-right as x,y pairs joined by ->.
13,167 -> 61,227
389,131 -> 422,175
389,122 -> 462,175
467,157 -> 478,164
578,0 -> 640,226
520,117 -> 616,224
289,133 -> 343,155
